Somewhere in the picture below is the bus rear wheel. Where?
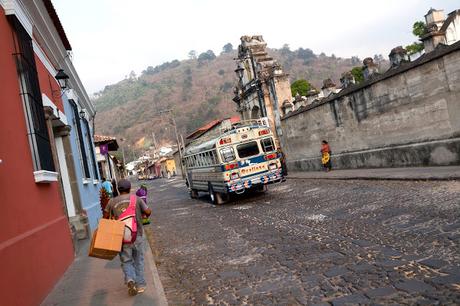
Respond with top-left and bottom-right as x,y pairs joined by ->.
208,183 -> 224,205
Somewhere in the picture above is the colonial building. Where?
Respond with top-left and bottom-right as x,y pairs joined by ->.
233,35 -> 292,138
94,134 -> 123,181
421,8 -> 460,52
0,1 -> 100,305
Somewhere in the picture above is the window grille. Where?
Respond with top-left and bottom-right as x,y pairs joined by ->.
70,100 -> 90,178
83,118 -> 99,179
10,16 -> 55,172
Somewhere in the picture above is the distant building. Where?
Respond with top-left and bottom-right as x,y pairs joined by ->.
94,134 -> 122,181
233,35 -> 292,138
421,8 -> 460,52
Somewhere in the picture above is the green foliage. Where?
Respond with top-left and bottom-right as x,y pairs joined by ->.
297,48 -> 316,65
222,43 -> 233,54
141,60 -> 180,76
198,50 -> 216,62
188,50 -> 197,59
94,79 -> 148,112
219,81 -> 233,93
405,42 -> 424,55
412,21 -> 427,37
351,67 -> 364,84
290,79 -> 311,96
404,20 -> 426,55
351,56 -> 360,65
185,97 -> 220,132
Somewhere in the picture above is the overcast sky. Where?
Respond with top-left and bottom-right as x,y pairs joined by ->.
53,0 -> 459,95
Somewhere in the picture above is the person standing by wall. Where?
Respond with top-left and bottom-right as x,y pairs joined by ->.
112,178 -> 119,197
104,179 -> 151,296
321,140 -> 332,172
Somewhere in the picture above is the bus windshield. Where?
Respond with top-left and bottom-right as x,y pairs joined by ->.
237,141 -> 260,158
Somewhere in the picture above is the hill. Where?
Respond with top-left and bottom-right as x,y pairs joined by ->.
93,46 -> 377,157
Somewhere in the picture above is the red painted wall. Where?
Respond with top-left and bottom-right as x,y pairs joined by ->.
36,54 -> 64,112
0,8 -> 74,306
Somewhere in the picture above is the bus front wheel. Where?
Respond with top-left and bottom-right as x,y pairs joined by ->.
190,189 -> 198,199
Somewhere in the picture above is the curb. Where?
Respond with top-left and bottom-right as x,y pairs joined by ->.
287,176 -> 460,181
144,231 -> 168,306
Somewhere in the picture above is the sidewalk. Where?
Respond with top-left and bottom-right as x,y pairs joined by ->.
287,166 -> 460,181
41,235 -> 168,306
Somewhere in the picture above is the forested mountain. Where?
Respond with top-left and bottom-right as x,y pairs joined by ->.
93,46 -> 376,155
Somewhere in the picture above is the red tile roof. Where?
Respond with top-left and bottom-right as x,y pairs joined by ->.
186,116 -> 240,140
94,135 -> 116,143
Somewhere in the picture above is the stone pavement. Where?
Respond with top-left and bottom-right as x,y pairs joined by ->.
41,235 -> 168,306
149,177 -> 460,305
288,166 -> 460,181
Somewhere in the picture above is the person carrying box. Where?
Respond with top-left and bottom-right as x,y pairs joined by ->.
104,179 -> 152,296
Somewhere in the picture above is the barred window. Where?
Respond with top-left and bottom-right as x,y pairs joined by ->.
83,119 -> 99,179
70,100 -> 90,178
11,16 -> 55,172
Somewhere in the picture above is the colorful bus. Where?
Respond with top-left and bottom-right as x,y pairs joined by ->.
183,118 -> 285,204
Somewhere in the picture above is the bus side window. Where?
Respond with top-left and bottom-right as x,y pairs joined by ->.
192,155 -> 197,168
202,153 -> 207,166
261,137 -> 275,152
220,147 -> 236,162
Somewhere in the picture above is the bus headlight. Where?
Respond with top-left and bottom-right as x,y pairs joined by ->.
269,163 -> 277,170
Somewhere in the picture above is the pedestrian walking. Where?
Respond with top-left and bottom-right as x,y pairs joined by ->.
101,177 -> 113,197
136,184 -> 151,225
104,179 -> 152,296
321,140 -> 332,172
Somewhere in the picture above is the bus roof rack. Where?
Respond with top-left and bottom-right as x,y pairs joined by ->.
220,117 -> 270,134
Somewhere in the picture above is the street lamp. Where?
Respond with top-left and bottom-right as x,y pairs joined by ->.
55,69 -> 69,90
234,65 -> 244,85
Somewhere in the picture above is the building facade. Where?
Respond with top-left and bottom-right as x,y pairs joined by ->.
233,35 -> 292,139
63,90 -> 101,233
0,1 -> 100,305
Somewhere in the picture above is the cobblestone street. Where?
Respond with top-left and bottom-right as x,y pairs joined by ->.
147,178 -> 460,305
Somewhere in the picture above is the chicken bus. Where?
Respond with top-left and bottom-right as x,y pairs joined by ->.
183,118 -> 285,204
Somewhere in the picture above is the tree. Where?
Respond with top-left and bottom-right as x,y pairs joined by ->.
412,21 -> 427,37
290,79 -> 311,96
405,42 -> 424,55
281,43 -> 290,55
222,43 -> 233,54
297,48 -> 316,62
405,20 -> 427,55
128,70 -> 136,81
143,66 -> 155,75
198,50 -> 216,62
188,50 -> 197,59
351,67 -> 364,84
351,56 -> 360,65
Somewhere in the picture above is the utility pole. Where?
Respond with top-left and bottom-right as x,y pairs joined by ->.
156,109 -> 183,165
119,138 -> 127,177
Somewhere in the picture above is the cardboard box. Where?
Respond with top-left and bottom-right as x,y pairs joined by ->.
88,218 -> 125,260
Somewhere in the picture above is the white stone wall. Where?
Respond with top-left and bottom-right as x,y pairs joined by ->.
280,47 -> 460,169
